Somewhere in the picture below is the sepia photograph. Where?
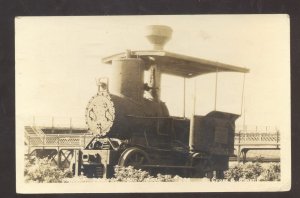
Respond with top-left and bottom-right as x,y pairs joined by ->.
15,15 -> 290,193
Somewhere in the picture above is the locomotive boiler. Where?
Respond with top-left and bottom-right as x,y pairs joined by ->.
70,25 -> 249,179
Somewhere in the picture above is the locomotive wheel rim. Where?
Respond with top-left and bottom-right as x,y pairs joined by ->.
118,148 -> 150,167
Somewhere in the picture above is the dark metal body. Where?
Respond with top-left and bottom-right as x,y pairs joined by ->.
72,25 -> 247,178
72,91 -> 238,178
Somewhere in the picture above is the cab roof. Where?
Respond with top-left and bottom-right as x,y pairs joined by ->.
102,50 -> 249,78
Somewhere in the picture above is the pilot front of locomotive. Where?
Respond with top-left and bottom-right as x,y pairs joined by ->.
71,56 -> 173,178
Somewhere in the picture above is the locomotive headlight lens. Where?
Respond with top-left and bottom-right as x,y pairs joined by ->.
85,92 -> 115,137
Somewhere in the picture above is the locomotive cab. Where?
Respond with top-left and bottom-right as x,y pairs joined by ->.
71,25 -> 249,179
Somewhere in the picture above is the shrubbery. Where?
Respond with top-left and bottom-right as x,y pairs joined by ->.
25,156 -> 280,183
224,162 -> 280,181
257,163 -> 281,181
24,156 -> 72,183
112,166 -> 188,182
62,166 -> 189,183
25,157 -> 188,183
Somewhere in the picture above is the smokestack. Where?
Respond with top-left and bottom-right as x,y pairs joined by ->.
145,25 -> 173,50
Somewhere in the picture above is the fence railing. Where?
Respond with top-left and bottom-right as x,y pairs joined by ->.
26,134 -> 94,148
24,116 -> 280,150
26,131 -> 280,148
234,132 -> 280,144
24,116 -> 280,134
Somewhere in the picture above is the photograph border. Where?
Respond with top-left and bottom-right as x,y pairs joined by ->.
0,0 -> 299,197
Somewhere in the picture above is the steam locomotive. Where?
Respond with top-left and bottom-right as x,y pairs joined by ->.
70,25 -> 249,179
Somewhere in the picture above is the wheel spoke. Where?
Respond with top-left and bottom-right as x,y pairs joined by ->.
120,148 -> 149,167
128,156 -> 135,165
139,156 -> 144,164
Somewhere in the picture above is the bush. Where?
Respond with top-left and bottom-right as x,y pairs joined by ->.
25,156 -> 72,183
113,166 -> 153,182
62,166 -> 189,183
111,166 -> 188,182
224,164 -> 244,181
225,162 -> 280,182
257,163 -> 280,181
25,157 -> 188,183
242,163 -> 264,180
25,156 -> 280,183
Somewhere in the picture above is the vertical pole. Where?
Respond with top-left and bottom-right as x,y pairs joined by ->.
189,78 -> 197,150
183,77 -> 186,118
52,117 -> 54,133
83,134 -> 86,148
243,101 -> 246,133
138,59 -> 142,101
70,118 -> 72,134
238,74 -> 246,164
189,116 -> 195,151
57,134 -> 60,147
74,150 -> 79,177
43,135 -> 45,149
240,73 -> 246,115
57,134 -> 60,167
240,96 -> 246,164
237,130 -> 241,163
214,68 -> 218,111
193,78 -> 197,115
149,65 -> 161,102
58,150 -> 61,169
260,133 -> 262,141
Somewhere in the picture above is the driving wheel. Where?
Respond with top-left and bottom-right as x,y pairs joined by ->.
118,147 -> 150,168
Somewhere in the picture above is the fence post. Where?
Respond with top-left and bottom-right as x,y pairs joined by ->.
74,150 -> 79,176
57,134 -> 60,168
260,133 -> 262,141
57,134 -> 60,154
58,150 -> 61,168
43,135 -> 45,150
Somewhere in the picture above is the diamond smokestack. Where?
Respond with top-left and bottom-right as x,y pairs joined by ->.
145,25 -> 173,50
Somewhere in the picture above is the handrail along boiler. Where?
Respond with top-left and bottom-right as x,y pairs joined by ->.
70,25 -> 249,179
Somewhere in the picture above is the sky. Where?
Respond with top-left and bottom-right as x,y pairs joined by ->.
15,15 -> 290,132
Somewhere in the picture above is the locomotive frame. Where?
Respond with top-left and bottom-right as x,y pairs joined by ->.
70,25 -> 249,179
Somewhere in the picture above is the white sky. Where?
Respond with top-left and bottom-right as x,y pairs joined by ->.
15,15 -> 290,132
